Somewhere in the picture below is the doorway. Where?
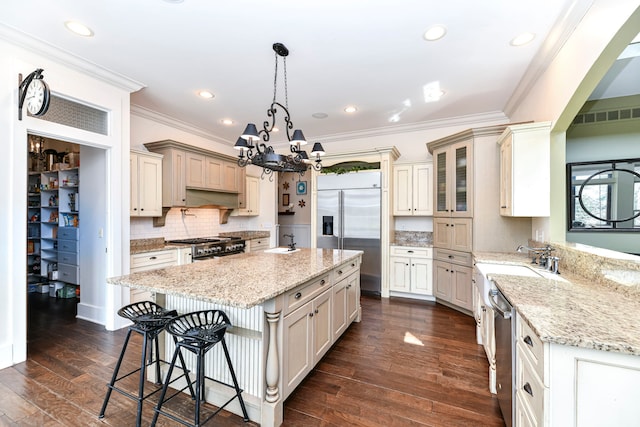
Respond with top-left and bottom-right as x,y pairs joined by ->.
25,133 -> 108,347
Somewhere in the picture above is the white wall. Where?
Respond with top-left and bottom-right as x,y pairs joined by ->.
0,30 -> 137,368
506,1 -> 640,243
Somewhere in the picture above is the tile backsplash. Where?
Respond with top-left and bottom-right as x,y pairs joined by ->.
130,208 -> 220,240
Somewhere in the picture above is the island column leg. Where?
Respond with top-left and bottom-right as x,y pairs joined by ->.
262,310 -> 283,427
265,311 -> 280,403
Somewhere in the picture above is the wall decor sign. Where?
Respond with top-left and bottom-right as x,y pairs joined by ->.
282,193 -> 290,206
298,199 -> 306,208
296,181 -> 307,195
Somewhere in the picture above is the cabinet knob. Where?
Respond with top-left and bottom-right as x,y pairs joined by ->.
309,312 -> 314,317
523,335 -> 534,347
149,256 -> 157,260
141,208 -> 144,211
294,292 -> 302,299
448,255 -> 453,259
450,224 -> 454,227
314,309 -> 319,314
501,205 -> 507,209
407,250 -> 414,253
523,382 -> 534,397
133,208 -> 137,211
320,279 -> 326,285
450,270 -> 454,274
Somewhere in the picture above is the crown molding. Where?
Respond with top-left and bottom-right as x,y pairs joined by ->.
131,104 -> 232,146
315,111 -> 508,143
0,23 -> 144,92
503,0 -> 595,116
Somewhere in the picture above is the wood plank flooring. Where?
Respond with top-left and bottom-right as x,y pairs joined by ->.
0,293 -> 504,426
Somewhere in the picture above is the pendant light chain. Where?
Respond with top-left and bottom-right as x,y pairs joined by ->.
283,56 -> 288,111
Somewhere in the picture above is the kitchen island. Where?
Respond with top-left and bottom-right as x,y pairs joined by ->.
108,248 -> 363,426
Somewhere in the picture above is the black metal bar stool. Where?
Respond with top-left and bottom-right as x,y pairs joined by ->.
151,309 -> 250,427
99,301 -> 195,427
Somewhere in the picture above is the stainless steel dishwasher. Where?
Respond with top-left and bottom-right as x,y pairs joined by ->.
489,284 -> 514,427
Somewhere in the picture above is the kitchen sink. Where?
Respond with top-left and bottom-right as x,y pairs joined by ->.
263,247 -> 301,254
475,262 -> 566,307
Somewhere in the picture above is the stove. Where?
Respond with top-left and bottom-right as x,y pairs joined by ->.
167,236 -> 246,260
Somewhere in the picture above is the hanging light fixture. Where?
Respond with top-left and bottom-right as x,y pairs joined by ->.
235,42 -> 325,176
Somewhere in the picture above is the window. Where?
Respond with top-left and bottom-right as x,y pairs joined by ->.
567,159 -> 640,231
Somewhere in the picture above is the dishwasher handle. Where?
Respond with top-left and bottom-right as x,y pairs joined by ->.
488,287 -> 512,319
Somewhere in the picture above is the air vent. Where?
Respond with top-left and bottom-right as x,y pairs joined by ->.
30,94 -> 108,135
573,106 -> 640,126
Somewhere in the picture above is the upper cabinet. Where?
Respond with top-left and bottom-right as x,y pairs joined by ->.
432,141 -> 473,217
498,122 -> 551,217
144,140 -> 243,208
130,150 -> 163,216
234,175 -> 260,216
393,163 -> 433,216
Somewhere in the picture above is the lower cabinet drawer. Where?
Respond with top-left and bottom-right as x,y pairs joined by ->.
284,274 -> 330,316
517,316 -> 545,381
333,258 -> 360,282
58,263 -> 79,285
390,246 -> 432,258
250,238 -> 270,251
131,250 -> 178,271
516,349 -> 545,420
434,248 -> 472,266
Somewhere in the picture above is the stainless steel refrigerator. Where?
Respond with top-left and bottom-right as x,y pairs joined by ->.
317,171 -> 381,295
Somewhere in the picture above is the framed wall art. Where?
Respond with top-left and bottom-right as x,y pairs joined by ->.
296,181 -> 307,195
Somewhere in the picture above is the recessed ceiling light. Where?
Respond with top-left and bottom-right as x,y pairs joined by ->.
221,119 -> 234,125
510,32 -> 536,46
423,25 -> 447,41
312,112 -> 328,119
64,21 -> 94,37
198,90 -> 214,99
344,106 -> 358,113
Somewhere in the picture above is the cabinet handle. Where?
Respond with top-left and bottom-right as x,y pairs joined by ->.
309,312 -> 314,317
501,205 -> 507,209
351,263 -> 355,267
320,279 -> 326,285
149,256 -> 157,260
523,335 -> 534,347
294,292 -> 302,299
407,250 -> 414,253
448,255 -> 453,259
523,382 -> 533,397
338,270 -> 343,275
314,309 -> 319,314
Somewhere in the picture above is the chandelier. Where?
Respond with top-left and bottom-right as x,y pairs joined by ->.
234,43 -> 325,176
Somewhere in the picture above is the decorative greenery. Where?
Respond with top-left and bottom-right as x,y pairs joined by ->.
321,161 -> 381,174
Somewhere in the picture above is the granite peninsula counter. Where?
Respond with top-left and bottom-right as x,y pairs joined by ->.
108,248 -> 363,427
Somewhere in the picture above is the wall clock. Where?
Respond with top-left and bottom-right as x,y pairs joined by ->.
18,68 -> 51,120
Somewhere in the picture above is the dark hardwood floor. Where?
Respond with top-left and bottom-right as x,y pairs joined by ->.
0,293 -> 504,426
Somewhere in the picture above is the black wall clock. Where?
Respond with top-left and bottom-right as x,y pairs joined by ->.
18,68 -> 51,120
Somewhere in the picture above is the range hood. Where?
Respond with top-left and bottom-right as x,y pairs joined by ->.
154,189 -> 239,227
184,189 -> 238,223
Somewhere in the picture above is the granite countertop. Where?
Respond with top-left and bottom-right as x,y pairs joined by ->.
109,248 -> 362,309
474,251 -> 640,356
219,230 -> 270,240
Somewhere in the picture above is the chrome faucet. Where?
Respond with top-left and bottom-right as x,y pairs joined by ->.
283,233 -> 296,251
516,244 -> 560,273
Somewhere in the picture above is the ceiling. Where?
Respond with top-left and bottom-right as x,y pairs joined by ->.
1,0 -> 635,146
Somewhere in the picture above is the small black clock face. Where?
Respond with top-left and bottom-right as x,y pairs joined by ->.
25,78 -> 50,116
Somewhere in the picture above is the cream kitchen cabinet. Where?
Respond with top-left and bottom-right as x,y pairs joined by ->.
389,246 -> 433,297
282,287 -> 332,399
247,236 -> 269,252
129,249 -> 179,303
177,246 -> 192,264
130,150 -> 163,217
186,152 -> 242,192
234,174 -> 260,216
433,248 -> 472,312
433,217 -> 472,252
514,311 -> 640,426
472,268 -> 496,393
393,163 -> 433,216
147,146 -> 186,207
498,122 -> 551,217
432,140 -> 472,218
332,258 -> 361,339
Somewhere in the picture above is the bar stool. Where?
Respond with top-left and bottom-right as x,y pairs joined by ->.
151,309 -> 250,427
99,301 -> 194,427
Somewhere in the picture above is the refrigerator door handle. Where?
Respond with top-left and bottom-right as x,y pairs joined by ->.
339,190 -> 344,249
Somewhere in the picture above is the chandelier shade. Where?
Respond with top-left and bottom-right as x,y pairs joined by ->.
235,42 -> 325,176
